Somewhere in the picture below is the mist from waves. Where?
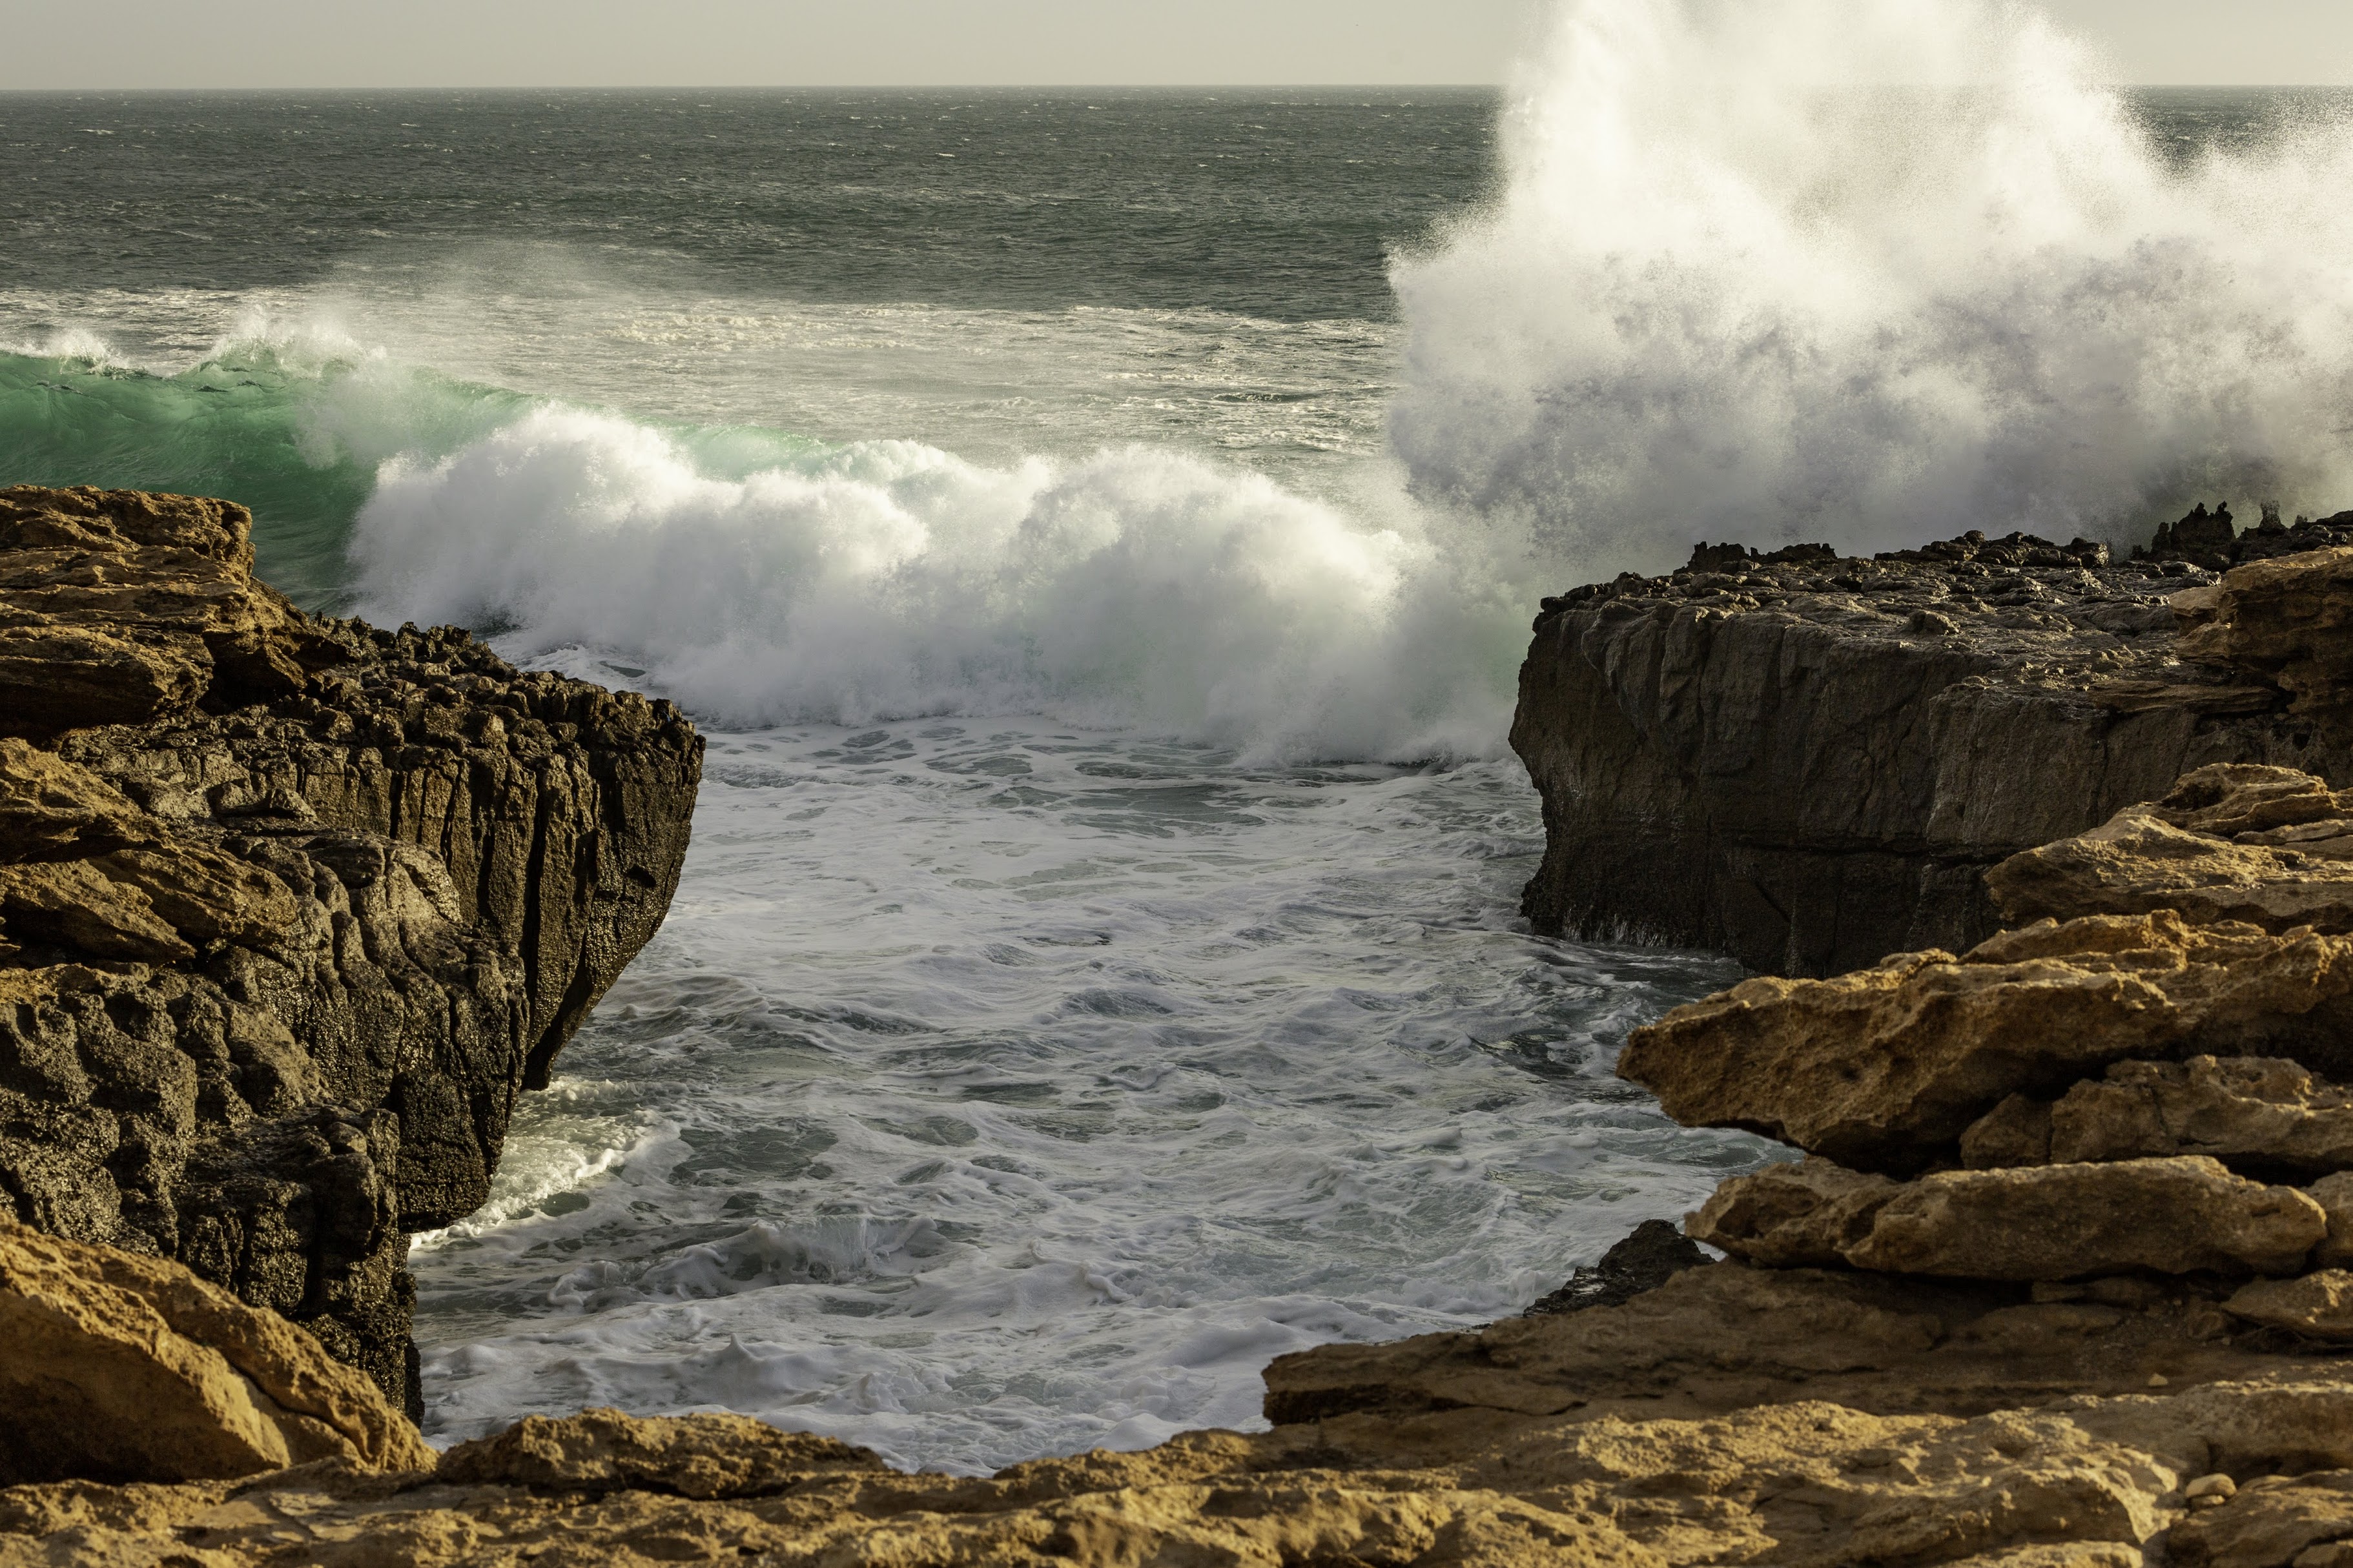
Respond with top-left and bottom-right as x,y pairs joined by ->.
1390,0 -> 2353,578
344,0 -> 2353,757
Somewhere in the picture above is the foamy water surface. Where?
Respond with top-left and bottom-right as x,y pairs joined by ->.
411,720 -> 1747,1471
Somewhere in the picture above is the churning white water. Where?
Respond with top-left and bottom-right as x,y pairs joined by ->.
1393,0 -> 2353,571
411,720 -> 1749,1470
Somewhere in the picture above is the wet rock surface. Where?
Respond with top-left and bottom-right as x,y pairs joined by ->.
1512,513 -> 2353,978
1525,1217 -> 1711,1315
0,486 -> 703,1414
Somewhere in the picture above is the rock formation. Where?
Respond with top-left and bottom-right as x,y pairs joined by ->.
1511,512 -> 2353,977
0,485 -> 703,1414
34,494 -> 2353,1562
1988,762 -> 2353,935
0,1219 -> 432,1485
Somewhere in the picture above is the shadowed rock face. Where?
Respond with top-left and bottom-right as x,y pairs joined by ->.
1511,522 -> 2353,978
0,486 -> 703,1413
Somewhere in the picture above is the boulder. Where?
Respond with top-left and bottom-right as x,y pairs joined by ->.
0,1221 -> 433,1485
1524,1218 -> 1712,1314
2316,1174 -> 2353,1270
2223,1272 -> 2353,1341
1690,1157 -> 2326,1280
1619,911 -> 2353,1173
1987,764 -> 2353,934
2031,1057 -> 2353,1175
2166,1469 -> 2353,1568
1957,1055 -> 2353,1176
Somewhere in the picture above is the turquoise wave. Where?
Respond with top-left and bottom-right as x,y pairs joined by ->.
0,347 -> 535,609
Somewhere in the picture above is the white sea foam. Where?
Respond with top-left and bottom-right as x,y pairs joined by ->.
411,723 -> 1754,1472
340,0 -> 2353,757
1391,0 -> 2353,573
349,407 -> 1517,759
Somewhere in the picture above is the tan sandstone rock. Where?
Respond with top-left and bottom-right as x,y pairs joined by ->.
2167,1469 -> 2353,1567
1988,764 -> 2353,935
2223,1272 -> 2353,1341
0,486 -> 330,735
20,1374 -> 2353,1566
1692,1157 -> 2325,1280
1953,1057 -> 2353,1176
436,1409 -> 883,1498
1619,911 -> 2353,1172
0,1221 -> 433,1485
2174,545 -> 2353,716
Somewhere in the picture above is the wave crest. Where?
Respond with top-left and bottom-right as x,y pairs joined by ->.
351,405 -> 1512,758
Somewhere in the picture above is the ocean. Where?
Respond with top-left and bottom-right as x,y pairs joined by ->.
6,3 -> 2353,1473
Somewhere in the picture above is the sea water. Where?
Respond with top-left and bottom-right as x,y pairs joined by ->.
6,0 -> 2353,1474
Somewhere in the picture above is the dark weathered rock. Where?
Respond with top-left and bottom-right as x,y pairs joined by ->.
1524,1218 -> 1710,1316
0,486 -> 703,1414
1512,518 -> 2353,977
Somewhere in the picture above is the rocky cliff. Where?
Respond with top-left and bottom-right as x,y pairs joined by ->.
0,485 -> 702,1413
1511,514 -> 2353,977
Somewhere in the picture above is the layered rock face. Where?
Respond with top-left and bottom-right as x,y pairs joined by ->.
1512,515 -> 2353,977
0,486 -> 702,1412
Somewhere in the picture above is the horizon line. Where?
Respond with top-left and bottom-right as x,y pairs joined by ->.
5,80 -> 2351,95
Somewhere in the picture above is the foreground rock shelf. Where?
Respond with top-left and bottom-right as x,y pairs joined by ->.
0,485 -> 703,1412
1511,516 -> 2353,977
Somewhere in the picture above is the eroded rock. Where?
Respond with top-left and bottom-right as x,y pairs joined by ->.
1993,1057 -> 2353,1176
21,1380 -> 2353,1568
1620,912 -> 2353,1172
0,487 -> 703,1411
1510,521 -> 2353,978
0,1221 -> 431,1485
1989,764 -> 2353,935
2223,1272 -> 2353,1342
1525,1218 -> 1712,1314
2175,545 -> 2353,717
436,1409 -> 883,1498
1690,1157 -> 2326,1280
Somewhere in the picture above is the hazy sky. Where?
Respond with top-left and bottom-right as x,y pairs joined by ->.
5,0 -> 2349,90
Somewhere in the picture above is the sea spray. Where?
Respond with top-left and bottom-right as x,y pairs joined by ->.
1391,0 -> 2353,572
348,406 -> 1520,759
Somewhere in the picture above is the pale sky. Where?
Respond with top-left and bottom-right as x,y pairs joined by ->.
3,0 -> 2348,90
